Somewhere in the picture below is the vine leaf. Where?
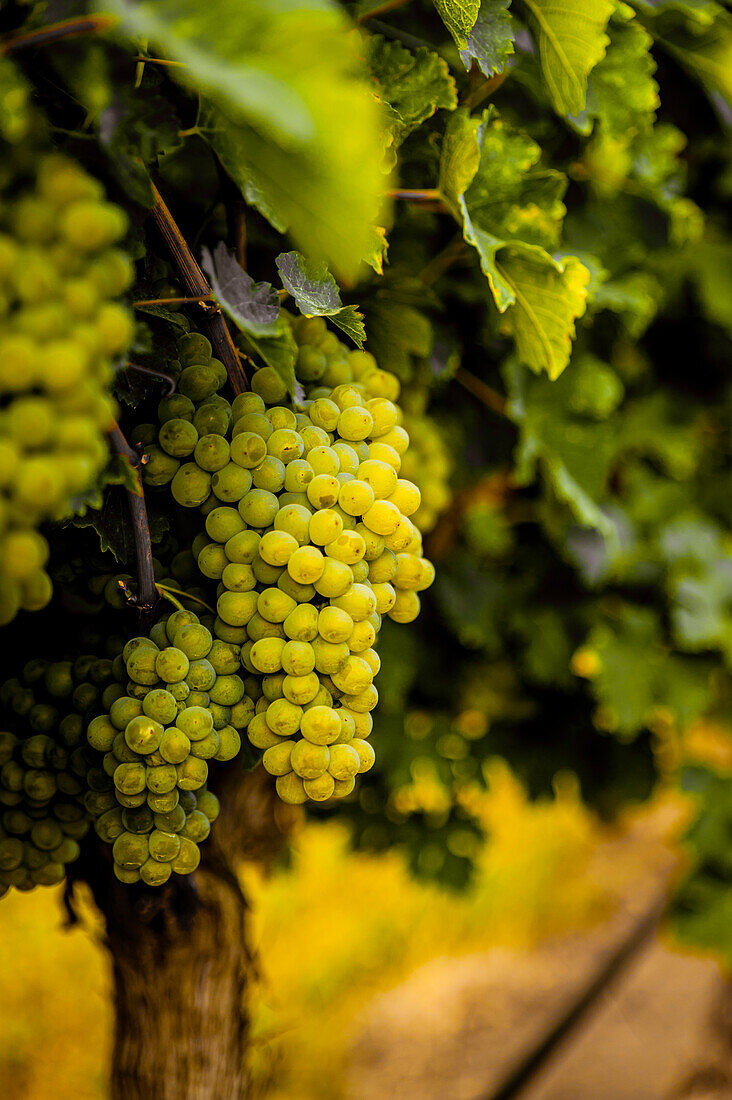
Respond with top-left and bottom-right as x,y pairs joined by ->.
432,0 -> 481,48
443,108 -> 587,378
521,0 -> 613,116
495,250 -> 590,380
201,241 -> 280,336
275,251 -> 365,348
366,35 -> 457,158
459,0 -> 515,77
502,357 -> 615,532
439,110 -> 482,216
108,0 -> 384,278
570,12 -> 659,138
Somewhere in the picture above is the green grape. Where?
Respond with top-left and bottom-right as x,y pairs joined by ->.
139,857 -> 172,886
172,836 -> 200,874
224,530 -> 261,565
158,394 -> 195,422
159,418 -> 198,458
211,463 -> 253,503
238,489 -> 279,528
142,446 -> 180,487
153,804 -> 186,833
155,648 -> 189,684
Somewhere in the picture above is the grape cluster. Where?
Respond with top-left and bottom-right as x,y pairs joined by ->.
87,609 -> 248,886
291,320 -> 452,530
137,326 -> 434,806
0,153 -> 134,624
0,654 -> 117,895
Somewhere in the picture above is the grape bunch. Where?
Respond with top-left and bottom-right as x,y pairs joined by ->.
136,326 -> 435,806
0,653 -> 118,895
87,609 -> 249,886
292,319 -> 452,530
399,400 -> 452,534
0,152 -> 134,624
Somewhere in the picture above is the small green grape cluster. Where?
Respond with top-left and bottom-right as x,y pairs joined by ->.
0,153 -> 134,625
399,401 -> 452,535
0,654 -> 118,895
137,327 -> 435,806
87,609 -> 249,886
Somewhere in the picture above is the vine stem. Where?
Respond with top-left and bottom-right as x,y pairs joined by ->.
107,422 -> 158,623
462,70 -> 509,111
357,0 -> 413,23
418,234 -> 470,286
455,367 -> 507,416
149,183 -> 250,394
134,296 -> 214,308
0,15 -> 116,54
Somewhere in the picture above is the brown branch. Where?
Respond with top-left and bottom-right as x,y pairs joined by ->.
418,234 -> 470,286
455,367 -> 507,416
149,183 -> 249,394
133,296 -> 214,308
462,69 -> 510,111
0,15 -> 116,54
107,422 -> 158,623
357,0 -> 413,23
456,367 -> 508,418
387,189 -> 442,201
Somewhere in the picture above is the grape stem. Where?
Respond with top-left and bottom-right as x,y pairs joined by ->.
156,584 -> 215,614
107,422 -> 159,622
0,15 -> 117,54
148,182 -> 250,394
123,362 -> 177,395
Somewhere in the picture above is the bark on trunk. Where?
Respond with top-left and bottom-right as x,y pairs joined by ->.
109,865 -> 250,1100
71,764 -> 294,1100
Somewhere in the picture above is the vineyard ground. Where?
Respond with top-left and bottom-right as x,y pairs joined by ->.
346,812 -> 728,1100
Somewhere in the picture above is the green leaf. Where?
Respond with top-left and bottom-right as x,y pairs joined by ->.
439,109 -> 482,217
647,6 -> 732,106
364,283 -> 434,381
584,605 -> 713,737
275,251 -> 365,347
461,110 -> 568,263
432,0 -> 481,48
109,0 -> 384,278
571,14 -> 659,138
684,240 -> 732,339
134,304 -> 191,335
444,109 -> 588,377
366,35 -> 457,154
504,358 -> 615,529
496,251 -> 590,379
521,0 -> 613,116
459,1 -> 515,77
201,241 -> 280,336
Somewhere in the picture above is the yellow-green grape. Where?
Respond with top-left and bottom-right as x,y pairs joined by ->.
0,154 -> 133,620
275,772 -> 307,805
